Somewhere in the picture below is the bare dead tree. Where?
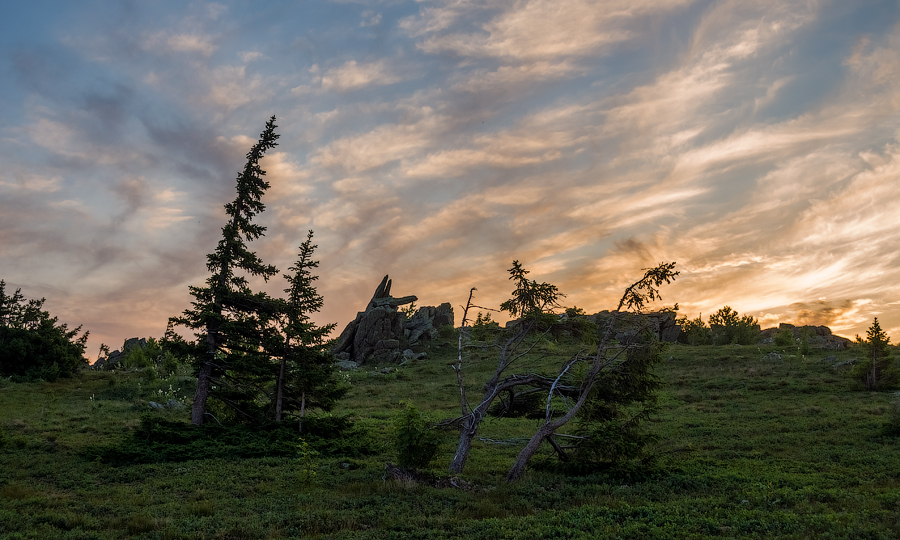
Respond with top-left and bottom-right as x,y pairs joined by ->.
448,262 -> 562,474
505,262 -> 678,481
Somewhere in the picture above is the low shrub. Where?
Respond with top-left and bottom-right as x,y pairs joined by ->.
394,402 -> 440,469
774,328 -> 795,347
86,413 -> 373,465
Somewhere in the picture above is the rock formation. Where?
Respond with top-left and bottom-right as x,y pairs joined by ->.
759,323 -> 853,349
92,337 -> 147,370
404,303 -> 454,344
332,275 -> 455,365
332,275 -> 417,365
587,310 -> 681,343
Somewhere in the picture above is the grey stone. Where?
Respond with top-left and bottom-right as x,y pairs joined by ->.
404,303 -> 455,344
93,337 -> 150,371
589,310 -> 680,343
148,401 -> 165,409
331,274 -> 437,365
745,323 -> 852,349
334,359 -> 360,371
401,349 -> 427,363
165,399 -> 184,410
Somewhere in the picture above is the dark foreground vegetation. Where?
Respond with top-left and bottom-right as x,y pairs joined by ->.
2,338 -> 900,539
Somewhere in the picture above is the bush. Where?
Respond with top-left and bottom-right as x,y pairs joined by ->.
0,280 -> 88,380
471,312 -> 501,341
709,306 -> 759,345
160,352 -> 179,375
677,315 -> 710,345
122,347 -> 152,369
86,414 -> 372,465
394,402 -> 440,469
438,324 -> 456,340
571,338 -> 665,469
798,328 -> 811,356
774,328 -> 795,347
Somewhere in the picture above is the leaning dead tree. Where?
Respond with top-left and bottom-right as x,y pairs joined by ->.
505,262 -> 678,481
449,261 -> 565,474
446,261 -> 678,480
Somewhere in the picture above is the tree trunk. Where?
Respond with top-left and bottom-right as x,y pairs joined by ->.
275,355 -> 286,422
298,391 -> 306,434
506,423 -> 556,481
449,416 -> 477,473
192,359 -> 213,425
449,385 -> 501,473
872,351 -> 878,391
505,355 -> 613,481
191,326 -> 219,426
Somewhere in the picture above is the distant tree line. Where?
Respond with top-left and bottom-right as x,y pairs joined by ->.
677,306 -> 759,346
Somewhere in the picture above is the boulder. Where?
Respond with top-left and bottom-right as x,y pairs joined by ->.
401,349 -> 427,363
403,302 -> 455,344
588,310 -> 681,343
334,359 -> 360,370
165,399 -> 185,410
759,324 -> 852,349
93,337 -> 148,370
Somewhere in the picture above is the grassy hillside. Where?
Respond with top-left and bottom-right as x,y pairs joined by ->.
1,338 -> 899,539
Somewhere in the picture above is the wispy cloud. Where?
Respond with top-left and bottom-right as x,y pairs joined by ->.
2,0 -> 899,356
319,60 -> 403,92
412,0 -> 695,60
143,31 -> 218,57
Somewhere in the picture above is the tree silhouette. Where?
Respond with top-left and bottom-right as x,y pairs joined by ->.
171,116 -> 280,425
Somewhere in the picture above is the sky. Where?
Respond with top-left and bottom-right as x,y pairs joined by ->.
1,0 -> 900,358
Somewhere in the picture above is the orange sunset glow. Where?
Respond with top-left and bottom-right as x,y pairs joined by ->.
1,1 -> 899,357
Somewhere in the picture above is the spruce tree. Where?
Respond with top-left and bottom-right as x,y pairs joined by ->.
171,116 -> 280,425
855,317 -> 895,390
274,231 -> 345,430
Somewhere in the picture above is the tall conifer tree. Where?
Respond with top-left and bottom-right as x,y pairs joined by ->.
172,116 -> 280,425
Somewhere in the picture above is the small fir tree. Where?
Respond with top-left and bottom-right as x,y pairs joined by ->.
500,260 -> 564,320
854,318 -> 896,391
678,314 -> 710,345
273,231 -> 345,429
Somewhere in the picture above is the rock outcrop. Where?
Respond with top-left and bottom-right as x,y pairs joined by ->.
92,337 -> 147,370
404,303 -> 454,344
587,310 -> 681,343
332,276 -> 455,364
759,323 -> 853,349
332,275 -> 417,365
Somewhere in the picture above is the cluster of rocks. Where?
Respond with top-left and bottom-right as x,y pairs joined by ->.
328,274 -> 858,368
148,399 -> 184,410
92,337 -> 147,370
759,323 -> 853,349
585,310 -> 681,343
332,275 -> 454,366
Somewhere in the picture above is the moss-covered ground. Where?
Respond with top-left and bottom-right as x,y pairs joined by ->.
1,339 -> 899,539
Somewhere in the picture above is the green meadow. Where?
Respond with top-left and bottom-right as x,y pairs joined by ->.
2,339 -> 900,539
